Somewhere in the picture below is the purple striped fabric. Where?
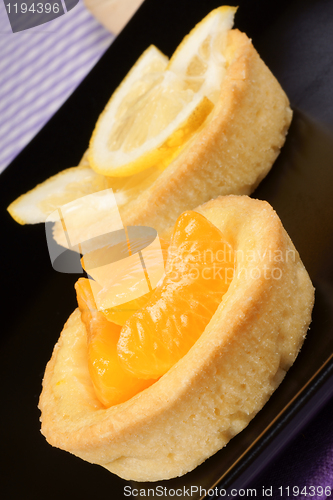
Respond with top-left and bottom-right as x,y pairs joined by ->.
0,0 -> 114,173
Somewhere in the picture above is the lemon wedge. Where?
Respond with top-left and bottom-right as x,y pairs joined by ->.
89,6 -> 235,177
7,164 -> 109,225
168,6 -> 237,104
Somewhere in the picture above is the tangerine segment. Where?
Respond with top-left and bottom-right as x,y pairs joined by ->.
75,278 -> 157,407
118,211 -> 234,379
102,292 -> 152,326
81,237 -> 170,326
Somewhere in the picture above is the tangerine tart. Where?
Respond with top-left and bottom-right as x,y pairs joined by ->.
39,196 -> 314,481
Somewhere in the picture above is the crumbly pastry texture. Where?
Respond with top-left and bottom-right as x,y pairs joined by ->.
53,29 -> 292,246
39,196 -> 314,482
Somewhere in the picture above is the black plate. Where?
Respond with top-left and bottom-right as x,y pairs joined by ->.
2,1 -> 333,499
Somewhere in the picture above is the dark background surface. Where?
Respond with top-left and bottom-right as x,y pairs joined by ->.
1,0 -> 333,498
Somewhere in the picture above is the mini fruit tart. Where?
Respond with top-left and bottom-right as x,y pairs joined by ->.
39,196 -> 314,482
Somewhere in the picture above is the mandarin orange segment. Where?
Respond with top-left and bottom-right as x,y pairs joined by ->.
81,235 -> 169,326
75,278 -> 157,407
100,237 -> 170,325
102,292 -> 152,326
117,211 -> 234,379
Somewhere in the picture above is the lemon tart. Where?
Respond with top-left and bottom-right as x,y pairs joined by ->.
9,7 -> 292,244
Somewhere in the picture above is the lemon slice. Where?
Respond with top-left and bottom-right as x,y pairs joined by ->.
89,33 -> 219,177
168,6 -> 237,104
7,165 -> 108,224
89,45 -> 168,176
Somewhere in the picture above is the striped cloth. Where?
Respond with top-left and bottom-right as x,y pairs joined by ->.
0,0 -> 114,174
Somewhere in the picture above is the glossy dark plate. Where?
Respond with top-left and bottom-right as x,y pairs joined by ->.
1,1 -> 333,499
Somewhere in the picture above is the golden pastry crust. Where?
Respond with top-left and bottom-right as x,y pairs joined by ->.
53,30 -> 292,246
39,196 -> 314,482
